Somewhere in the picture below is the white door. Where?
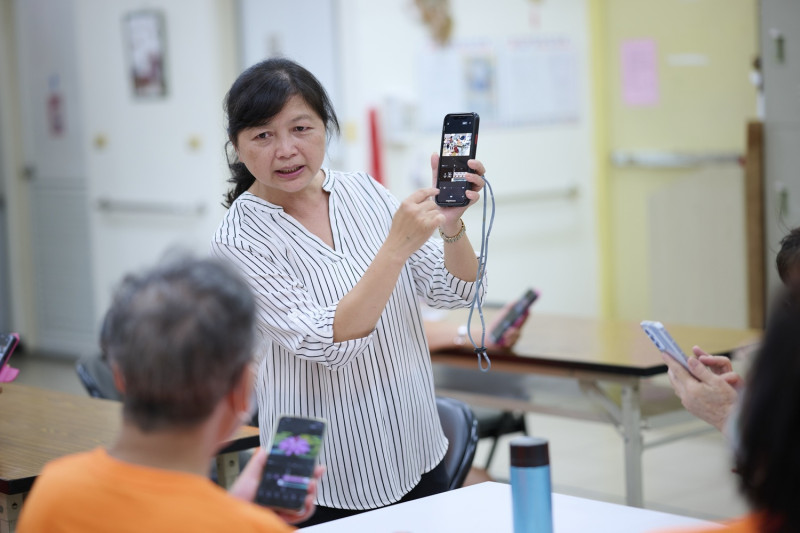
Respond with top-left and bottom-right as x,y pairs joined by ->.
13,0 -> 237,355
75,0 -> 236,321
14,0 -> 96,355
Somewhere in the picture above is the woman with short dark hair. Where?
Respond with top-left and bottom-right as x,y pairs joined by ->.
212,58 -> 488,526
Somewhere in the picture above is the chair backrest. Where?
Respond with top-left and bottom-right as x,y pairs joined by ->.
75,353 -> 123,401
436,396 -> 479,490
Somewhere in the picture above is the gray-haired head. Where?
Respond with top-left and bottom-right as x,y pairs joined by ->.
101,256 -> 256,432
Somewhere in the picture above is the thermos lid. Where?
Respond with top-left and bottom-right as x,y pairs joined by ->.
510,436 -> 550,468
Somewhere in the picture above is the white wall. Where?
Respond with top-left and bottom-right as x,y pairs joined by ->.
335,0 -> 599,314
2,0 -> 601,351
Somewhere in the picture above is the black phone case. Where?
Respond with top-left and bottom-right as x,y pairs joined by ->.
435,113 -> 479,207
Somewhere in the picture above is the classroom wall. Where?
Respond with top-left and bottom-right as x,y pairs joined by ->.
333,0 -> 600,314
0,0 -> 762,351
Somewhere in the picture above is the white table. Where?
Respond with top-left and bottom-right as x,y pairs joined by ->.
300,482 -> 722,533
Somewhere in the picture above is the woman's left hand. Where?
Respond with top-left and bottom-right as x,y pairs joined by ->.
430,154 -> 486,229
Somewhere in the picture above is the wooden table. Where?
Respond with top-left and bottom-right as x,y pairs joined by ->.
300,481 -> 721,532
431,311 -> 760,508
0,383 -> 260,533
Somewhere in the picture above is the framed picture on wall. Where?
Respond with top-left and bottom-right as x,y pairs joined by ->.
122,10 -> 168,98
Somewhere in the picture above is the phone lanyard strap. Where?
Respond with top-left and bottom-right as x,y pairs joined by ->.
475,347 -> 491,372
465,173 -> 495,373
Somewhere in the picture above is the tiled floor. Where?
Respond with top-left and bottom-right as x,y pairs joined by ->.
9,351 -> 748,524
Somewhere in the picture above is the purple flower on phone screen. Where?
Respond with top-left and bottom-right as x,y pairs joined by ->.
279,435 -> 311,456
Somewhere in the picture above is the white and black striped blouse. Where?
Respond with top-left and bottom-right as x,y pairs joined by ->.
211,169 -> 483,509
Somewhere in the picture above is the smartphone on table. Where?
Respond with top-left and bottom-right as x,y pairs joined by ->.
640,320 -> 692,372
489,289 -> 539,345
255,415 -> 326,512
0,333 -> 20,382
435,112 -> 480,207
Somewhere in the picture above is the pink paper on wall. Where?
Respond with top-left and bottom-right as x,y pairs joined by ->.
621,39 -> 660,107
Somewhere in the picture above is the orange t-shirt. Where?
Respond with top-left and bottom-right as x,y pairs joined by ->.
17,448 -> 294,533
654,513 -> 762,533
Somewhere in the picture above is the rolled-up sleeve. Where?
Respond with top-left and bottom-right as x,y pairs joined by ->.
409,236 -> 487,310
212,241 -> 373,369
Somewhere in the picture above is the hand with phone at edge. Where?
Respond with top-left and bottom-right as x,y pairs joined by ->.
1,332 -> 19,367
661,345 -> 744,432
0,332 -> 20,385
489,289 -> 539,348
229,447 -> 325,525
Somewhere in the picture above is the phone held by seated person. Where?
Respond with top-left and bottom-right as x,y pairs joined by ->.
489,289 -> 539,346
255,415 -> 327,512
640,320 -> 693,373
435,112 -> 480,207
0,333 -> 19,369
0,332 -> 20,382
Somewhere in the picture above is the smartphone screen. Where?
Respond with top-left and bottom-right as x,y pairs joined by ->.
435,113 -> 479,207
255,415 -> 326,511
490,289 -> 539,345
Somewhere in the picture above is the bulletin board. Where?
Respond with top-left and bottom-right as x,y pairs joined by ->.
417,36 -> 581,130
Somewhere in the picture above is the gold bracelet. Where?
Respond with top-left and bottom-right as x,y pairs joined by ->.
439,219 -> 466,244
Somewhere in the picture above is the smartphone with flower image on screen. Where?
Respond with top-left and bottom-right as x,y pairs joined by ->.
255,415 -> 327,512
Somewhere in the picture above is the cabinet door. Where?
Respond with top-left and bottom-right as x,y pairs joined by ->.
14,0 -> 96,355
761,0 -> 800,304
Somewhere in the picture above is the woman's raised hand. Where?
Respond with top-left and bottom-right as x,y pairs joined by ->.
386,187 -> 445,260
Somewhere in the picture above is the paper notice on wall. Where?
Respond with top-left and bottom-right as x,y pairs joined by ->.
621,39 -> 660,107
496,37 -> 580,126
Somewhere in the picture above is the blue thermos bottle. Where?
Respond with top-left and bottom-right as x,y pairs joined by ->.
510,436 -> 553,533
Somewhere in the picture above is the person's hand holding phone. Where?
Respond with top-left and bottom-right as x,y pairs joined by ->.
692,346 -> 744,387
229,448 -> 325,525
430,154 -> 485,227
486,302 -> 529,350
662,345 -> 742,432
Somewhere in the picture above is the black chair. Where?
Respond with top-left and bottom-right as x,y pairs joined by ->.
76,353 -> 123,401
472,407 -> 528,470
436,396 -> 479,490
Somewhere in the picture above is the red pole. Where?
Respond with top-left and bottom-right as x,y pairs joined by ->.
368,108 -> 384,185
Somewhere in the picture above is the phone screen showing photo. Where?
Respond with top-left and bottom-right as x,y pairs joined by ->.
255,416 -> 326,511
436,113 -> 479,206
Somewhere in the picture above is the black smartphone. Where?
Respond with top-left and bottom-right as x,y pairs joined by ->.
435,112 -> 480,207
489,289 -> 539,345
255,415 -> 326,512
0,332 -> 19,370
